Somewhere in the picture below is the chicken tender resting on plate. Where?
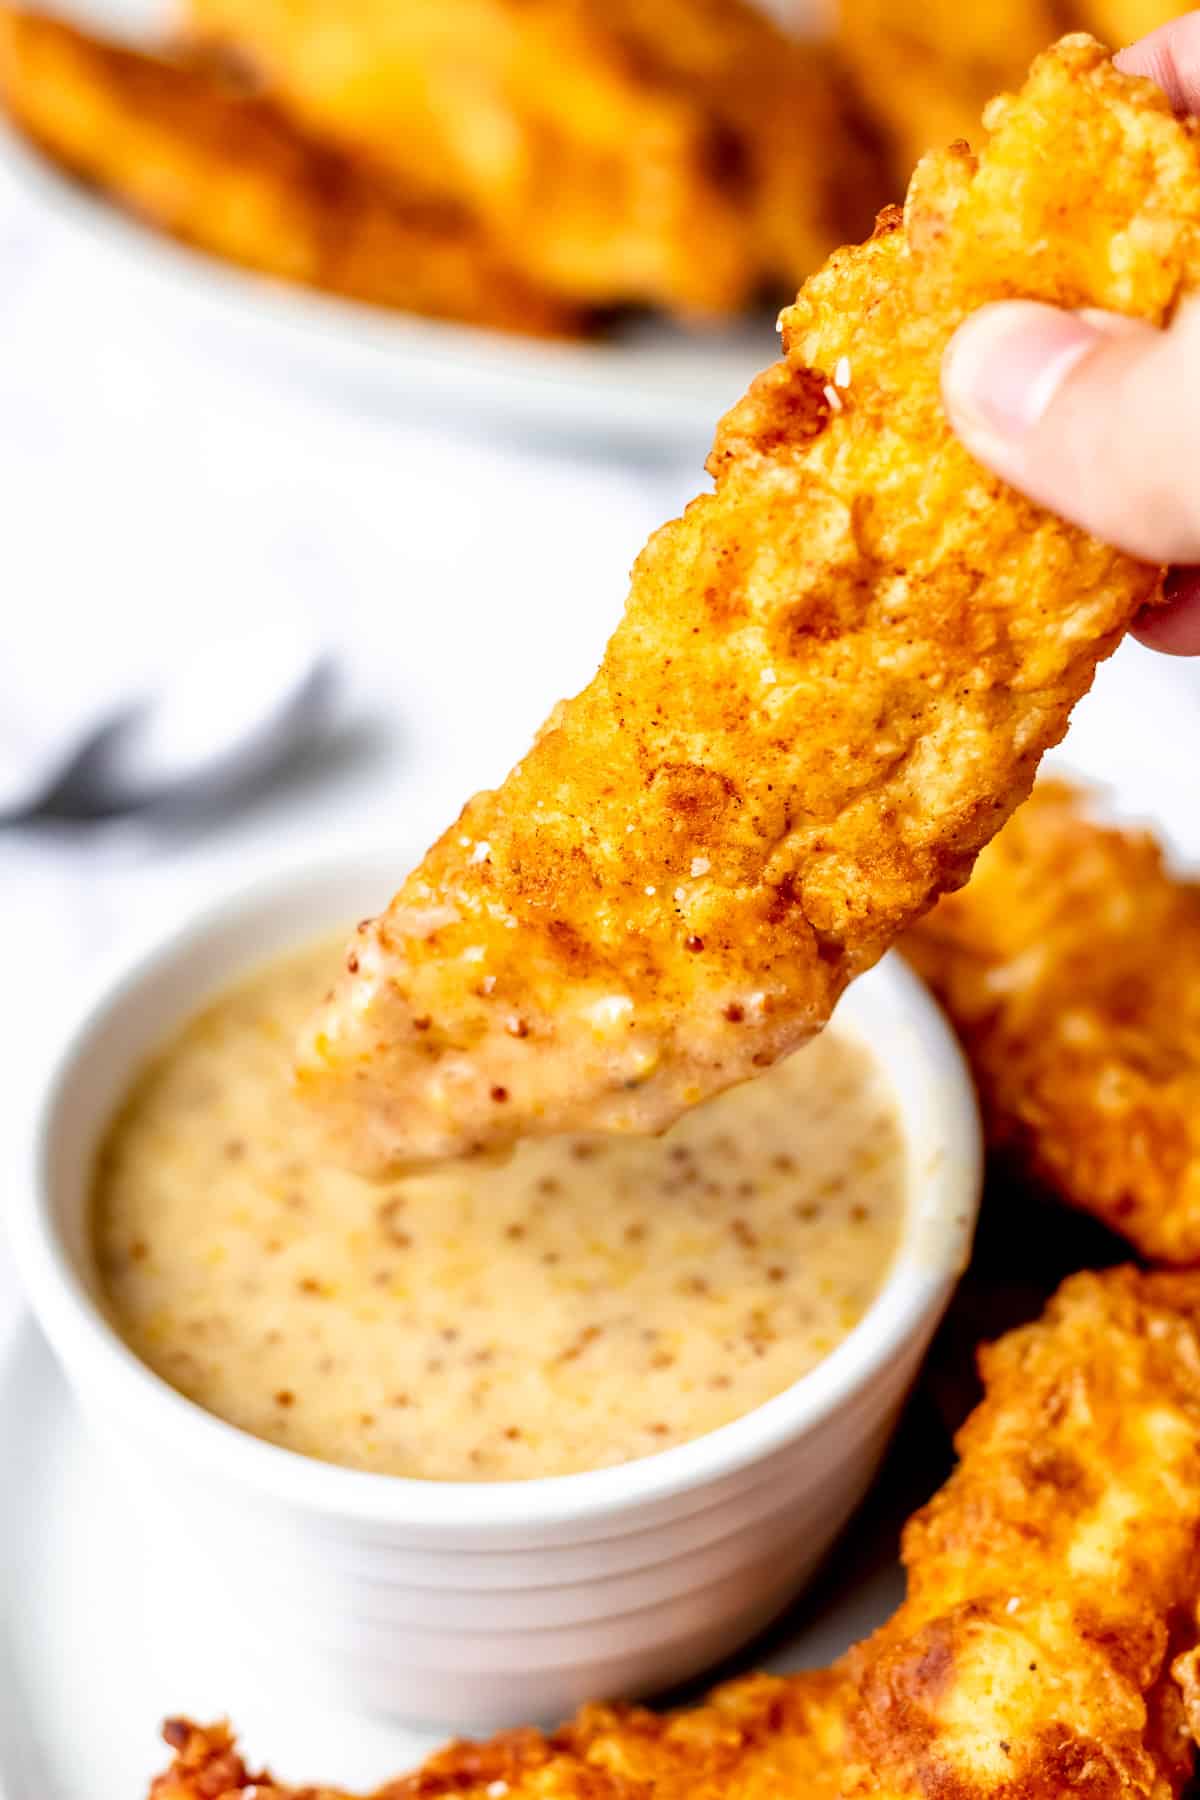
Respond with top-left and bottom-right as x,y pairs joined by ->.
148,1266 -> 1200,1800
904,781 -> 1200,1265
147,1669 -> 853,1800
0,4 -> 580,337
182,0 -> 885,316
835,1265 -> 1200,1797
298,38 -> 1190,1175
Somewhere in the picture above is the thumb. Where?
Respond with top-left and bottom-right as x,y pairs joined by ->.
941,297 -> 1200,565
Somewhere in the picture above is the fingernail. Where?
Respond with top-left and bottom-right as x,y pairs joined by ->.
942,301 -> 1102,444
1134,567 -> 1200,656
1163,566 -> 1200,603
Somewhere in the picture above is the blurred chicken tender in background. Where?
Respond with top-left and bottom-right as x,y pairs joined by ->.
179,0 -> 887,317
0,4 -> 584,335
6,0 -> 1200,341
838,0 -> 1195,176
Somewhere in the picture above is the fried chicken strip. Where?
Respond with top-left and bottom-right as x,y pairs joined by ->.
147,1267 -> 1200,1799
298,39 -> 1190,1174
835,1266 -> 1200,1798
904,781 -> 1200,1265
182,0 -> 885,315
837,0 -> 1194,177
0,5 -> 581,338
147,1669 -> 853,1800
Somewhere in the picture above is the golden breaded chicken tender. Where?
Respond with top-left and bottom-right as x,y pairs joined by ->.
836,1266 -> 1200,1798
183,0 -> 885,315
297,39 -> 1191,1174
149,1267 -> 1200,1800
904,781 -> 1200,1265
0,4 -> 581,337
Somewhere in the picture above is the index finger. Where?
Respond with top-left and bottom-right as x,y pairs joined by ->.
1115,12 -> 1200,112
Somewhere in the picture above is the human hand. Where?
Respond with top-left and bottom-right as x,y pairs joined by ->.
941,14 -> 1200,653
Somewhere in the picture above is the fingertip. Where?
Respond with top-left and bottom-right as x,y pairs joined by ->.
1132,568 -> 1200,656
1115,15 -> 1200,113
941,300 -> 1199,564
941,301 -> 1101,447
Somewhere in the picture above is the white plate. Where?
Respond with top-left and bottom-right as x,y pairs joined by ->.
0,1311 -> 915,1800
0,0 -> 787,455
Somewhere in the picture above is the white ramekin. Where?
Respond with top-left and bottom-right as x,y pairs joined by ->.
10,851 -> 981,1730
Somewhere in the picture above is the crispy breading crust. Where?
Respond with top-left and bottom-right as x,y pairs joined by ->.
903,781 -> 1200,1264
0,5 -> 582,337
182,0 -> 886,315
297,39 -> 1189,1174
148,1268 -> 1200,1800
837,1266 -> 1200,1799
147,1670 -> 853,1800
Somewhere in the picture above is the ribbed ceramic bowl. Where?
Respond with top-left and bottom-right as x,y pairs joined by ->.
11,851 -> 981,1729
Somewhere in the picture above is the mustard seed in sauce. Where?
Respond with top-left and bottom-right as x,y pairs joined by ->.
94,936 -> 907,1481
